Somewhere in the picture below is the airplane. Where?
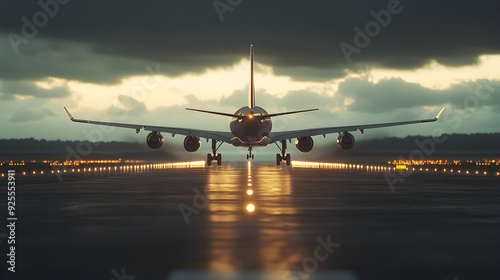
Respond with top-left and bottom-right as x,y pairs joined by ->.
64,44 -> 445,166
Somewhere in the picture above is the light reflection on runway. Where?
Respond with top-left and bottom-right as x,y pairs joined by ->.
205,164 -> 243,271
246,161 -> 254,213
204,161 -> 305,272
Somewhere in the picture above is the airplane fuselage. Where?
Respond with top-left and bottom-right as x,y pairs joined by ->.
230,106 -> 272,147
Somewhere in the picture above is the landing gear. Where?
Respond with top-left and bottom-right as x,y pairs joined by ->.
246,147 -> 254,160
207,139 -> 223,166
276,153 -> 291,166
275,140 -> 291,166
207,153 -> 221,166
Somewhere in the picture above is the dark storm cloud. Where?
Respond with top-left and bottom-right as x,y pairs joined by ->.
0,39 -> 142,84
9,107 -> 56,123
0,79 -> 71,98
0,0 -> 499,83
0,38 -> 211,85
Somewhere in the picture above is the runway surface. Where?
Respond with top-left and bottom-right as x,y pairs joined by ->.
1,162 -> 499,280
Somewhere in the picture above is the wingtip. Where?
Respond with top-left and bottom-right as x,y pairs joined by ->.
64,107 -> 74,120
435,107 -> 445,120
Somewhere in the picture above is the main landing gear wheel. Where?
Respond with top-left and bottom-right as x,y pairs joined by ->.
276,153 -> 291,166
207,139 -> 223,166
275,140 -> 291,166
207,153 -> 222,166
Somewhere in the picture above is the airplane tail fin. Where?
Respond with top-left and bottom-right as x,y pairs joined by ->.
186,45 -> 319,119
249,44 -> 255,109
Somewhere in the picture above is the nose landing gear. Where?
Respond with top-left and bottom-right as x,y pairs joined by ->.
247,147 -> 254,160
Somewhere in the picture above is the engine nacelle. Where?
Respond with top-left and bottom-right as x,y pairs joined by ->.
295,136 -> 314,153
337,132 -> 355,150
184,136 -> 201,152
146,131 -> 164,149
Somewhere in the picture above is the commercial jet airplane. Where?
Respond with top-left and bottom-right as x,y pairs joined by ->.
64,45 -> 445,166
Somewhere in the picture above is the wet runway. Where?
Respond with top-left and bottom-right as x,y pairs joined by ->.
1,162 -> 499,280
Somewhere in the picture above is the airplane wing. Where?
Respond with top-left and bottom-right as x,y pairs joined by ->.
64,108 -> 233,143
270,107 -> 445,143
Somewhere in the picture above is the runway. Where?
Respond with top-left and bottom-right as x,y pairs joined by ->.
1,161 -> 499,280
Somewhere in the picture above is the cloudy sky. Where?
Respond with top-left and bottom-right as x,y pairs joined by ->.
0,0 -> 499,156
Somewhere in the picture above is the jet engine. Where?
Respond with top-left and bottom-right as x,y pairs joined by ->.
146,131 -> 164,149
184,136 -> 201,152
337,132 -> 355,150
295,136 -> 314,153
